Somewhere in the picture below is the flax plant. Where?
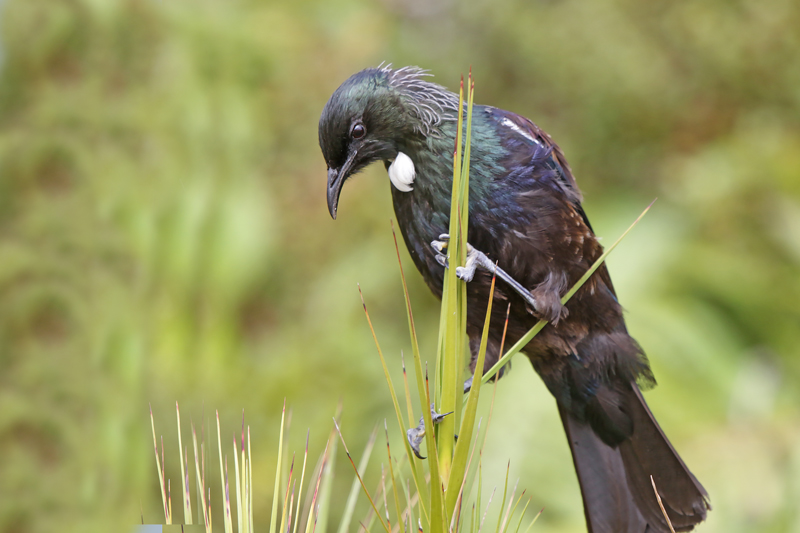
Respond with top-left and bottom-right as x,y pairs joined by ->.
148,401 -> 344,533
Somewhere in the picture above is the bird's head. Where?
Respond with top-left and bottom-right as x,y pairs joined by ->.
319,65 -> 458,219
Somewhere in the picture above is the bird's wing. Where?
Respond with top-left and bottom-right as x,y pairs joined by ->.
480,107 -> 616,299
486,108 -> 583,205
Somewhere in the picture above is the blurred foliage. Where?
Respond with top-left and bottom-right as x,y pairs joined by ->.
0,0 -> 798,532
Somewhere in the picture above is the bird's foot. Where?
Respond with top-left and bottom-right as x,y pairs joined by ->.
431,234 -> 540,312
431,234 -> 493,282
431,233 -> 451,269
406,404 -> 454,459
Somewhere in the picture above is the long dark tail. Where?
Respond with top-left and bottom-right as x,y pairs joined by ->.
559,385 -> 709,533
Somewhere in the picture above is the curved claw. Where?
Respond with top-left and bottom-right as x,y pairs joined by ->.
407,425 -> 427,459
455,265 -> 475,282
406,405 -> 454,460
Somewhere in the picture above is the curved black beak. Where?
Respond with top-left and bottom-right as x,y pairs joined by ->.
327,167 -> 342,220
326,151 -> 357,220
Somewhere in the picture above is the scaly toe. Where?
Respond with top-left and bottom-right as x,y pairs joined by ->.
406,423 -> 426,460
431,239 -> 448,253
455,266 -> 475,282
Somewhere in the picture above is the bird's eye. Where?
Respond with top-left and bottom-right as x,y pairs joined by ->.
351,124 -> 366,139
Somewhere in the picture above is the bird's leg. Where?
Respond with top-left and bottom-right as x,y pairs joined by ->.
463,376 -> 474,394
431,234 -> 539,312
406,404 -> 453,459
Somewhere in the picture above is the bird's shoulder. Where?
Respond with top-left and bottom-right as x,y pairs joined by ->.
481,106 -> 581,202
470,107 -> 614,294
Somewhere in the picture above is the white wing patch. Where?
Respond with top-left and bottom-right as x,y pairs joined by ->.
389,151 -> 416,192
501,118 -> 540,145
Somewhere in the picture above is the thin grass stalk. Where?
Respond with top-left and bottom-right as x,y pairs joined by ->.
208,488 -> 213,531
384,422 -> 405,532
471,504 -> 476,533
248,427 -> 254,533
482,200 -> 655,384
234,436 -> 243,533
390,224 -> 432,524
333,419 -> 392,533
283,410 -> 294,493
194,441 -> 203,525
185,447 -> 193,523
390,464 -> 421,533
387,457 -> 412,527
293,431 -> 310,533
446,272 -> 495,515
424,363 -> 449,533
405,480 -> 415,533
447,419 -> 481,533
511,498 -> 532,533
225,457 -> 234,533
475,463 -> 482,533
216,412 -> 232,533
359,281 -> 431,527
279,455 -> 296,533
380,464 -> 391,530
244,449 -> 250,533
400,352 -> 415,438
492,464 -> 511,533
150,406 -> 169,523
300,443 -> 326,531
176,403 -> 192,524
287,482 -> 296,533
338,426 -> 378,533
270,401 -> 287,533
363,508 -> 378,533
202,415 -> 208,526
388,456 -> 412,533
304,438 -> 331,533
162,436 -> 170,524
460,312 -> 505,509
453,491 -> 463,533
168,479 -> 173,525
499,489 -> 524,533
192,422 -> 210,530
203,443 -> 210,533
522,509 -> 543,533
316,411 -> 341,533
239,416 -> 249,533
477,486 -> 496,533
496,480 -> 519,533
651,476 -> 677,533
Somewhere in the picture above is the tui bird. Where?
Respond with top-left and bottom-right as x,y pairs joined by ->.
318,66 -> 710,533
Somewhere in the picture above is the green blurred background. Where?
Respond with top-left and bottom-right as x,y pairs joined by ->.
1,0 -> 799,531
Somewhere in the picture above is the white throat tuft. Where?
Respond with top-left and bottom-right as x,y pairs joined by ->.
388,152 -> 416,192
